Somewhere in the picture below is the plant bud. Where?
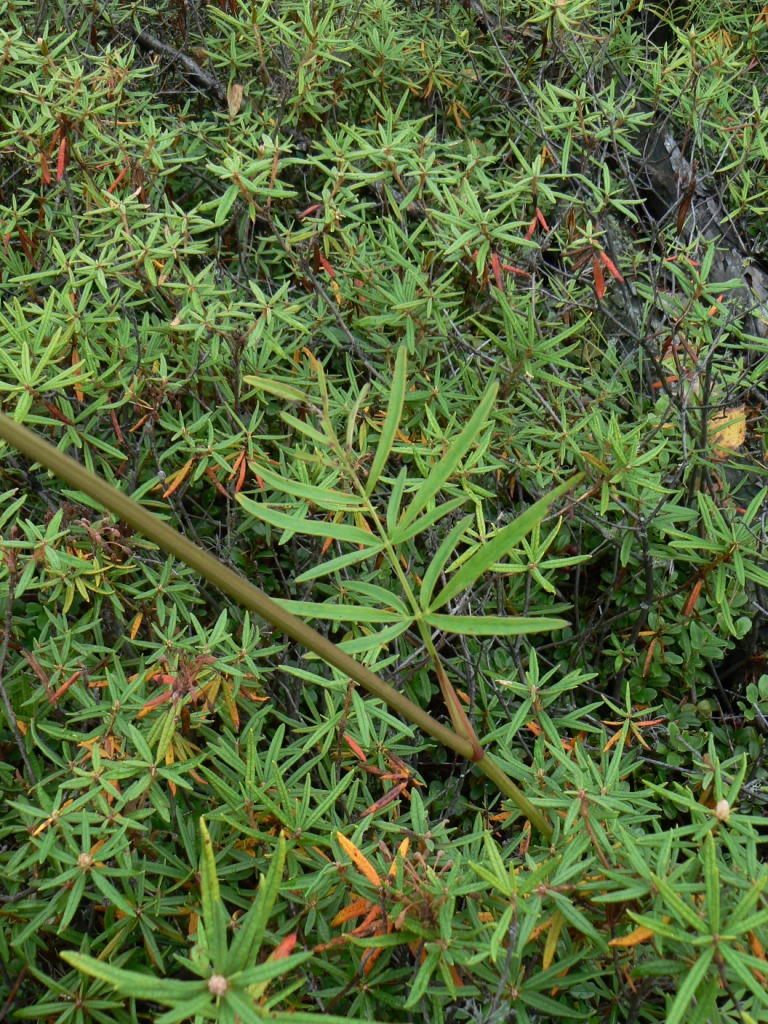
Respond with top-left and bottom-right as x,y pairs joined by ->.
714,799 -> 730,823
208,975 -> 228,997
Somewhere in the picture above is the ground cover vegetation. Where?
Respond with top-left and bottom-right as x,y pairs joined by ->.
1,0 -> 768,1020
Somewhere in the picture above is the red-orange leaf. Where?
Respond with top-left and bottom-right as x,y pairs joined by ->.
592,254 -> 605,301
331,897 -> 371,928
501,262 -> 530,278
598,249 -> 624,282
51,669 -> 82,704
162,458 -> 194,499
204,465 -> 230,500
298,203 -> 322,219
344,734 -> 367,761
682,579 -> 703,620
56,135 -> 68,182
317,252 -> 336,278
268,933 -> 298,961
107,165 -> 128,195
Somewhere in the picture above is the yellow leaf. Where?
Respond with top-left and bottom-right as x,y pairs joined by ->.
710,406 -> 746,459
336,832 -> 381,887
543,909 -> 566,969
387,837 -> 409,880
609,923 -> 659,947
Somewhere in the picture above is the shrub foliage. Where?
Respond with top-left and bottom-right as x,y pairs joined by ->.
1,1 -> 768,1022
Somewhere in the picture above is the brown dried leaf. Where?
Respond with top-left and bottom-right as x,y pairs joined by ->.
227,82 -> 244,117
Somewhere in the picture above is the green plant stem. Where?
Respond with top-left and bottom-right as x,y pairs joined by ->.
0,412 -> 553,839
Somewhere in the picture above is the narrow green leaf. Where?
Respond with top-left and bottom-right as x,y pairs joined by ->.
551,892 -> 608,950
728,904 -> 768,935
429,474 -> 584,610
665,949 -> 715,1024
365,346 -> 407,496
199,818 -> 228,971
488,905 -> 514,963
226,836 -> 286,974
685,977 -> 719,1024
701,834 -> 720,933
386,467 -> 407,535
126,723 -> 154,763
295,545 -> 384,582
57,873 -> 86,933
391,496 -> 468,546
479,832 -> 513,895
90,872 -> 138,920
250,462 -> 364,509
199,818 -> 220,904
60,951 -> 207,1004
237,497 -> 378,546
155,992 -> 218,1024
276,599 -> 407,624
304,773 -> 356,830
155,705 -> 177,764
419,514 -> 473,611
470,862 -> 510,892
214,184 -> 240,226
423,613 -> 567,636
398,383 -> 498,531
336,620 -> 411,654
244,375 -> 308,403
651,873 -> 709,934
344,581 -> 410,615
521,991 -> 586,1019
223,987 -> 267,1024
718,944 -> 768,1006
403,948 -> 440,1008
279,412 -> 330,446
238,950 -> 313,987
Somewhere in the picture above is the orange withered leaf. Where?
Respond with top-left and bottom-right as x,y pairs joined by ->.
598,249 -> 624,282
162,458 -> 194,499
593,254 -> 605,301
748,931 -> 766,984
343,734 -> 367,761
336,832 -> 381,886
331,897 -> 371,928
268,933 -> 299,962
609,924 -> 658,947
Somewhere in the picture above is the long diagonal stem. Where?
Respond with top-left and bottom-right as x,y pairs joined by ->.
0,412 -> 552,839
